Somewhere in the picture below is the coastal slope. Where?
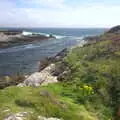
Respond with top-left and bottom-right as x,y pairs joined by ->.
0,26 -> 120,120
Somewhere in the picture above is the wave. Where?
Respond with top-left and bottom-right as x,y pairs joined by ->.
53,35 -> 66,39
22,31 -> 49,37
22,30 -> 86,41
22,31 -> 32,36
22,31 -> 68,39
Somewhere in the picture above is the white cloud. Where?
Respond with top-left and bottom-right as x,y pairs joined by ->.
0,0 -> 120,27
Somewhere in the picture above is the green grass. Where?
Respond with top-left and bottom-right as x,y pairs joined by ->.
0,85 -> 99,120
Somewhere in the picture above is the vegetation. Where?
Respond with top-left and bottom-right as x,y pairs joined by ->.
0,33 -> 120,119
59,39 -> 120,119
0,74 -> 26,89
0,85 -> 99,120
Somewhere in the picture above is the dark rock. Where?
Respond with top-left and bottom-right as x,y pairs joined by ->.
39,48 -> 68,71
55,48 -> 68,59
49,34 -> 56,39
107,25 -> 120,33
0,30 -> 22,35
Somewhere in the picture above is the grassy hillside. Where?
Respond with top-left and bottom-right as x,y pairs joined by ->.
59,39 -> 120,119
0,33 -> 120,119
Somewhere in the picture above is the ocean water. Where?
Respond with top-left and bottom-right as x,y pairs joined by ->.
0,28 -> 106,76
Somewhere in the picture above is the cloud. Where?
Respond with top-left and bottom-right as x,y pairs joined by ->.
21,0 -> 66,9
0,0 -> 120,27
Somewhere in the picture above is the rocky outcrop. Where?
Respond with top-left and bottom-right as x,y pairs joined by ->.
39,48 -> 68,71
0,31 -> 56,48
18,64 -> 58,87
0,49 -> 68,89
0,33 -> 9,42
4,112 -> 28,120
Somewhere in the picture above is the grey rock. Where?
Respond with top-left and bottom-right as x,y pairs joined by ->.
38,116 -> 62,120
4,112 -> 28,120
18,64 -> 58,87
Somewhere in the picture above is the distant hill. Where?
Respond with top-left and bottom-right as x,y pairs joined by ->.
85,25 -> 120,45
107,25 -> 120,33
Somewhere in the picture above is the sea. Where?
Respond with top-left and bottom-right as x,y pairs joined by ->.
0,28 -> 106,76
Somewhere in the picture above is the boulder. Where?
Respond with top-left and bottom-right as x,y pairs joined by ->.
49,34 -> 56,39
4,112 -> 28,120
18,64 -> 57,87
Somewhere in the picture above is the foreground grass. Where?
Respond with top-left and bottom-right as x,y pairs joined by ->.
0,85 -> 99,120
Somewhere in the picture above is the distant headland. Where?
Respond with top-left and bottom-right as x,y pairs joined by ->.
0,29 -> 56,48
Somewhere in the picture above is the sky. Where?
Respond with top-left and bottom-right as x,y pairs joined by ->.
0,0 -> 120,28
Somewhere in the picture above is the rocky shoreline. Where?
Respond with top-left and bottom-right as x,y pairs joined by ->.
0,28 -> 102,89
0,30 -> 56,48
0,48 -> 68,89
1,25 -> 120,89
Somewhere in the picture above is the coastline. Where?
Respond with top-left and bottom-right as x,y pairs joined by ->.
0,39 -> 84,88
0,30 -> 56,48
0,26 -> 120,120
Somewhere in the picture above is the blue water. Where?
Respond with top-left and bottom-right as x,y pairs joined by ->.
0,28 -> 106,76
